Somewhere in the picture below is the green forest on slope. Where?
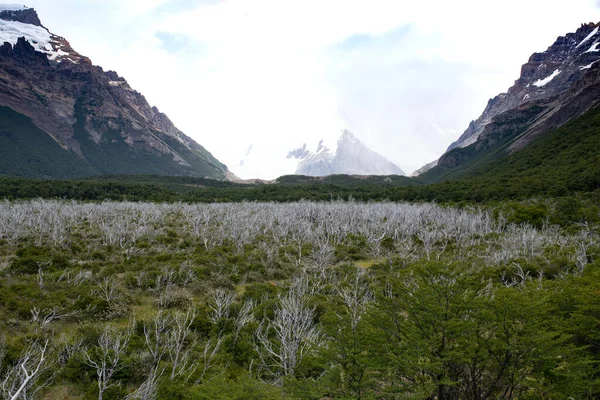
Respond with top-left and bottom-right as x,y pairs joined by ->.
2,102 -> 600,203
418,103 -> 600,197
0,107 -> 97,179
0,105 -> 228,180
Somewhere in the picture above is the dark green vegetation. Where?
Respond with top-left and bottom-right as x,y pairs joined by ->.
1,102 -> 599,202
0,105 -> 228,180
419,101 -> 600,198
0,200 -> 599,399
3,87 -> 600,201
0,107 -> 97,179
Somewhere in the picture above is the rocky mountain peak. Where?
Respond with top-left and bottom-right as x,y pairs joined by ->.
413,21 -> 600,177
292,129 -> 405,177
0,5 -> 42,27
0,35 -> 48,64
418,21 -> 600,179
0,6 -> 90,64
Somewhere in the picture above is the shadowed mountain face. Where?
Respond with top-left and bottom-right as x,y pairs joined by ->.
289,130 -> 405,177
417,21 -> 600,181
0,6 -> 229,179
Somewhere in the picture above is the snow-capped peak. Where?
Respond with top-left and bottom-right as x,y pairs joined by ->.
0,7 -> 86,63
0,19 -> 51,53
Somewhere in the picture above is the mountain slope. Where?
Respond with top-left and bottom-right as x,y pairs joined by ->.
0,106 -> 96,178
0,6 -> 229,179
419,103 -> 600,201
471,105 -> 600,195
416,22 -> 600,178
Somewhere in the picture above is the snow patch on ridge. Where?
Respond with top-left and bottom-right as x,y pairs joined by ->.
0,19 -> 50,52
580,61 -> 597,70
576,26 -> 599,49
585,41 -> 600,53
532,69 -> 561,87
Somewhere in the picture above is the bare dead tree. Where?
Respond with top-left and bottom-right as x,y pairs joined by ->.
143,311 -> 172,367
30,306 -> 81,326
36,261 -> 52,290
308,237 -> 335,277
125,366 -> 164,400
167,308 -> 198,381
0,339 -> 54,400
234,299 -> 255,344
58,339 -> 84,367
209,289 -> 236,325
84,326 -> 131,400
338,269 -> 373,332
253,289 -> 321,384
96,277 -> 121,304
195,337 -> 224,385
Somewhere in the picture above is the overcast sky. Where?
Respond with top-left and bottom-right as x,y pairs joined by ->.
17,0 -> 600,177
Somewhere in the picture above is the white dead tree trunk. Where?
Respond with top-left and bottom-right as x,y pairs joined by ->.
127,311 -> 173,400
125,366 -> 164,400
30,306 -> 80,326
84,326 -> 131,400
195,337 -> 225,385
338,269 -> 373,332
0,339 -> 54,400
97,277 -> 121,304
144,311 -> 172,367
234,299 -> 255,344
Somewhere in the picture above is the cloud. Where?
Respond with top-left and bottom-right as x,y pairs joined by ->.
154,32 -> 206,56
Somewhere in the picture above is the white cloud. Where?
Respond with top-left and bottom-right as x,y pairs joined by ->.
17,0 -> 600,177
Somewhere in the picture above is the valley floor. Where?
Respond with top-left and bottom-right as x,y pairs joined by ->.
0,200 -> 598,399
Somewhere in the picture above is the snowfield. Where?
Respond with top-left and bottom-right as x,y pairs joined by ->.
0,18 -> 70,62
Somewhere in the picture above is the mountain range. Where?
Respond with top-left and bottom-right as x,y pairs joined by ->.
0,5 -> 599,188
0,5 -> 406,180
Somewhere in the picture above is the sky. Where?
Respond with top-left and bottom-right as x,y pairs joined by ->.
14,0 -> 600,178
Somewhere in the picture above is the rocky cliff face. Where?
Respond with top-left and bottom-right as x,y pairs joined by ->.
417,22 -> 600,176
290,130 -> 405,177
0,6 -> 229,179
0,6 -> 42,26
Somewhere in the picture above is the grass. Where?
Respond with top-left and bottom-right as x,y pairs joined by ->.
355,259 -> 380,269
41,385 -> 84,400
131,296 -> 161,320
235,284 -> 247,297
